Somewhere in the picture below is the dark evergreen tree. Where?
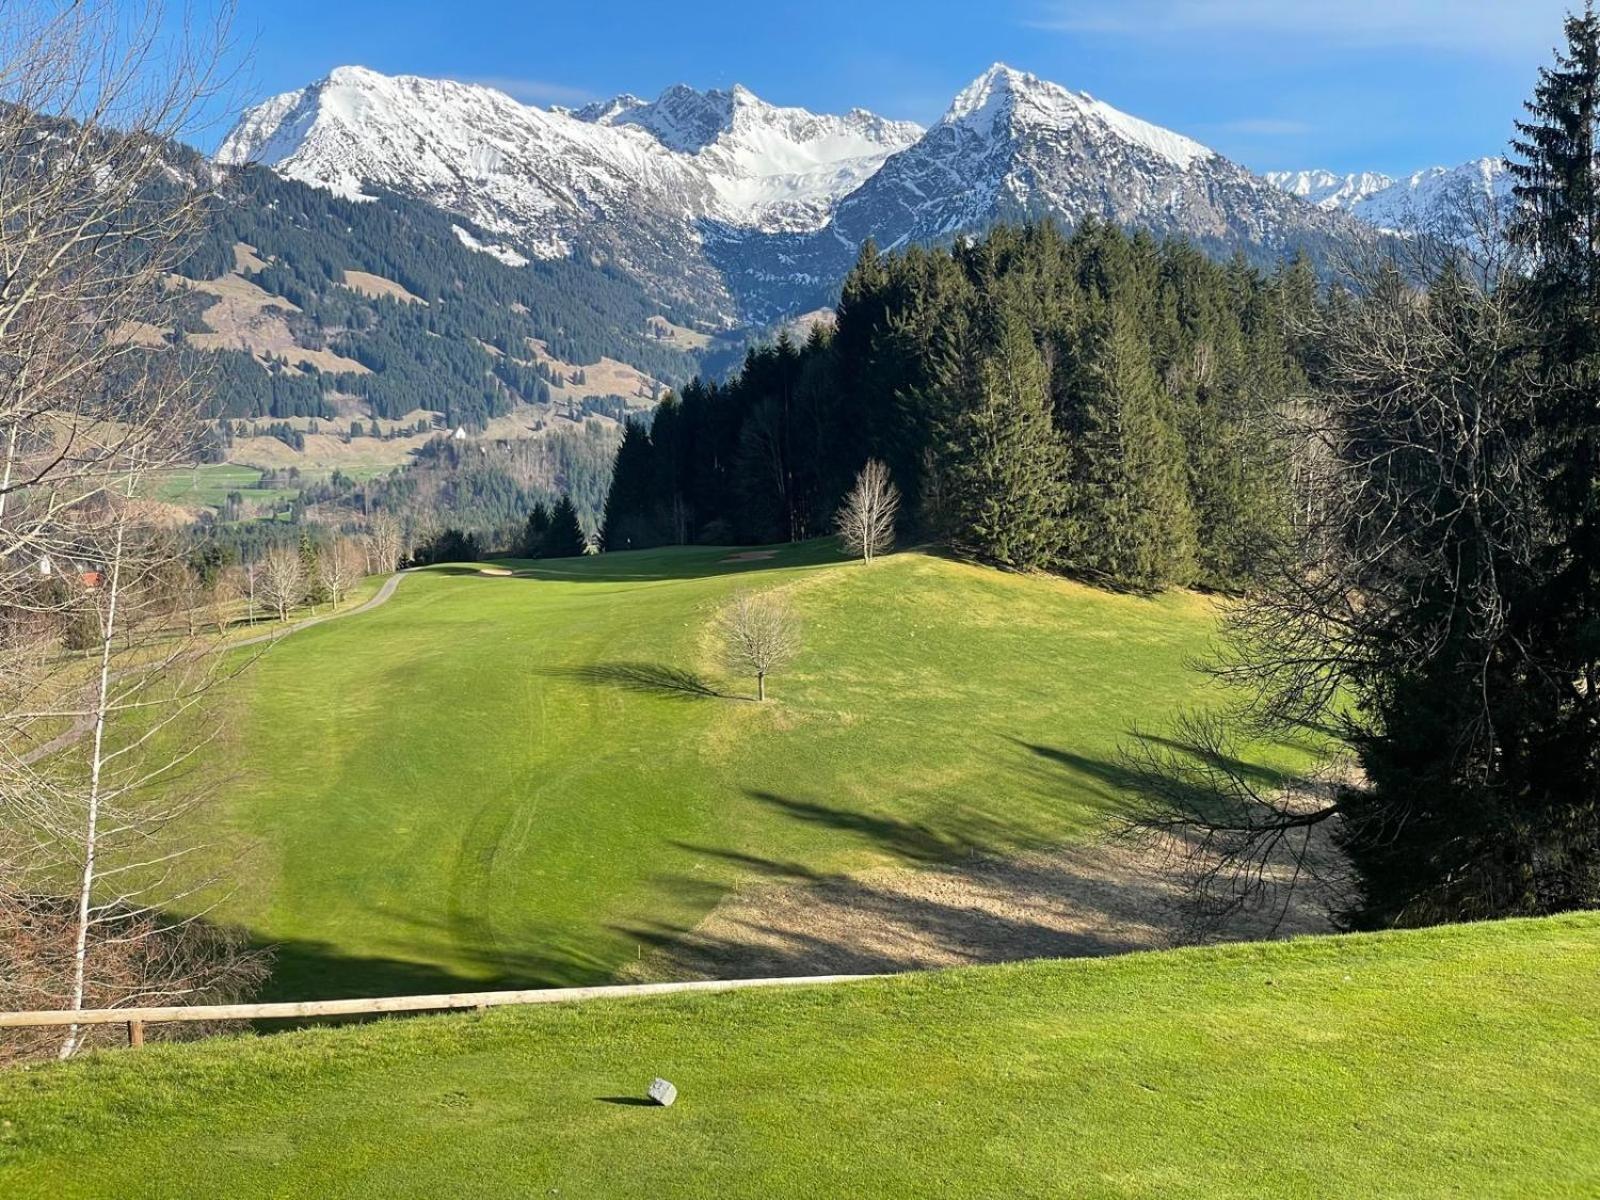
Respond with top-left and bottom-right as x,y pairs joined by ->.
520,502 -> 552,558
599,222 -> 1302,591
601,419 -> 664,551
414,528 -> 482,565
543,495 -> 589,558
942,303 -> 1067,569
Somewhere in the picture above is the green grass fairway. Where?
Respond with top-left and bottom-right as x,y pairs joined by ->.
198,543 -> 1305,999
2,915 -> 1594,1199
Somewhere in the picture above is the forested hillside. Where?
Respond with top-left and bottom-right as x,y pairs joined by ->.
603,220 -> 1315,592
173,163 -> 710,433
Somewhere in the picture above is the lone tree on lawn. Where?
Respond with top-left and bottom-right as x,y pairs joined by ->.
836,459 -> 900,563
717,590 -> 801,701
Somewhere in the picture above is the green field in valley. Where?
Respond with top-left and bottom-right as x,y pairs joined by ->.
191,542 -> 1303,1000
1,914 -> 1594,1199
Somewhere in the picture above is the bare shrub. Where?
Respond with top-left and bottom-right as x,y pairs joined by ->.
715,591 -> 801,702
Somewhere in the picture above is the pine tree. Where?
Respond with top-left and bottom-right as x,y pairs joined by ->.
944,303 -> 1066,569
1511,2 -> 1600,341
1062,301 -> 1197,590
601,419 -> 661,551
542,495 -> 589,559
298,528 -> 327,606
1510,4 -> 1600,606
520,502 -> 552,558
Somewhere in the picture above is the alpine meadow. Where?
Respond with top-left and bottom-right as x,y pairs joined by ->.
0,2 -> 1596,1197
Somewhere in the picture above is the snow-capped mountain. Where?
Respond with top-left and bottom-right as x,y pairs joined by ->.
220,63 -> 1361,324
219,67 -> 923,320
574,84 -> 923,233
1266,169 -> 1396,212
824,65 -> 1346,258
1267,158 -> 1513,238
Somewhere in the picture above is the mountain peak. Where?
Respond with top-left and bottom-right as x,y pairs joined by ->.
944,63 -> 1035,131
324,64 -> 384,87
940,63 -> 1212,171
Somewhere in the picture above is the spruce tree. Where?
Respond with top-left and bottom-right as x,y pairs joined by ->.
944,303 -> 1066,569
520,502 -> 552,558
1062,301 -> 1197,590
542,495 -> 589,559
600,419 -> 661,551
1510,3 -> 1600,608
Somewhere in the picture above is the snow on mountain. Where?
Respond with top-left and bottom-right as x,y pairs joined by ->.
219,62 -> 1362,324
1267,158 -> 1513,237
576,82 -> 923,232
820,64 -> 1344,260
219,66 -> 924,320
1266,169 -> 1396,211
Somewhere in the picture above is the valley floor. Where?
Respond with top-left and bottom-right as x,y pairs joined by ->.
1,914 -> 1594,1198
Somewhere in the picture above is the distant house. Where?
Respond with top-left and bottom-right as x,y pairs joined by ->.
451,426 -> 468,441
79,570 -> 105,591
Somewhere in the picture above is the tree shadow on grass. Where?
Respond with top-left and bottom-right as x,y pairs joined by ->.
744,790 -> 1042,865
611,849 -> 1180,981
539,662 -> 729,701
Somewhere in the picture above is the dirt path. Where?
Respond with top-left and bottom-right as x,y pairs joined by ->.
621,825 -> 1344,983
18,572 -> 410,766
230,570 -> 407,650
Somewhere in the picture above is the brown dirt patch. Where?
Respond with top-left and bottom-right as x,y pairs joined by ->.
645,314 -> 715,350
113,320 -> 170,348
342,269 -> 426,305
233,241 -> 269,274
175,270 -> 370,376
620,821 -> 1345,983
526,338 -> 662,407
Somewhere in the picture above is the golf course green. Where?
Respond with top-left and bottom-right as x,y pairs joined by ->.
198,541 -> 1296,999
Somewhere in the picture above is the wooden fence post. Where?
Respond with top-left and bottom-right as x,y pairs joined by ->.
126,1019 -> 144,1049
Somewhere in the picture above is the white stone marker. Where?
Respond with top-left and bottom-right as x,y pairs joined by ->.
647,1078 -> 677,1107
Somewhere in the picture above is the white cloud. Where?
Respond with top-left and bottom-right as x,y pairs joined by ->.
1026,0 -> 1573,57
460,76 -> 596,106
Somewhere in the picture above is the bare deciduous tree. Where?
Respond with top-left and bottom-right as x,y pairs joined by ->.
0,2 -> 267,1060
1125,218 -> 1564,932
365,512 -> 405,575
835,459 -> 900,564
716,590 -> 801,702
258,545 -> 306,623
317,537 -> 366,609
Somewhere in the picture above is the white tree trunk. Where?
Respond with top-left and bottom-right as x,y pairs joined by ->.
59,511 -> 127,1059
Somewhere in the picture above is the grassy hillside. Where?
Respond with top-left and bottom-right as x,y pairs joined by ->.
194,543 -> 1302,999
1,915 -> 1595,1198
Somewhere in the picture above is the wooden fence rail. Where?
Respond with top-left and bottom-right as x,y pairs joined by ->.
0,974 -> 884,1047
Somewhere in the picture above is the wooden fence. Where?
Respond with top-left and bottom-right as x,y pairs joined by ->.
0,974 -> 884,1049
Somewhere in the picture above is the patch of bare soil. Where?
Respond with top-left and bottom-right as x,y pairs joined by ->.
620,821 -> 1345,983
526,337 -> 662,407
341,269 -> 426,305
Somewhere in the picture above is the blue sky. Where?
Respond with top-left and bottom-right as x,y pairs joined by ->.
202,0 -> 1581,175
